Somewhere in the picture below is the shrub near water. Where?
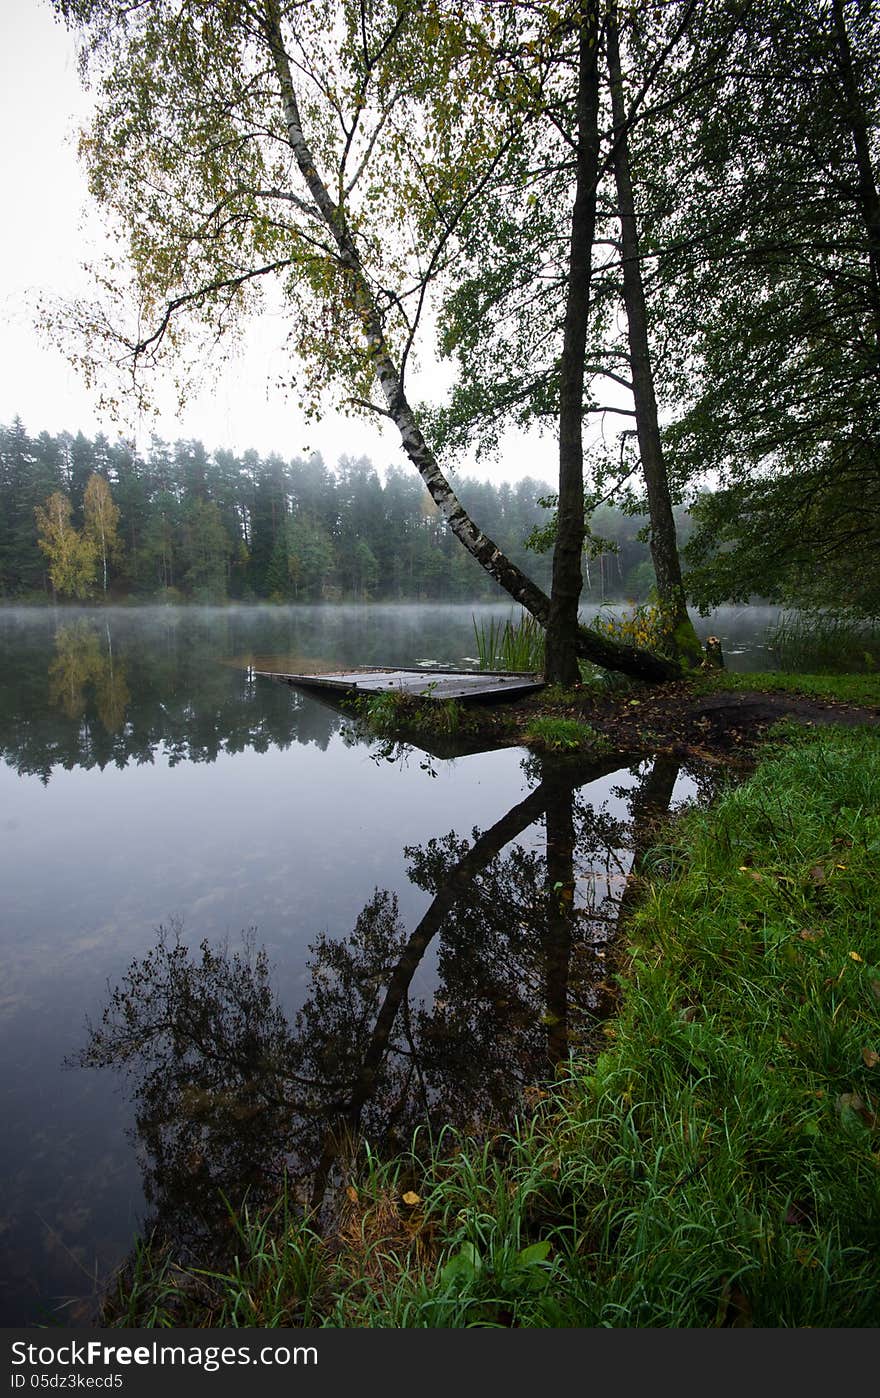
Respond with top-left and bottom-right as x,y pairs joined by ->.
522,717 -> 610,754
592,600 -> 676,654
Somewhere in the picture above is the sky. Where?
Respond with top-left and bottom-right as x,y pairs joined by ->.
0,2 -> 557,484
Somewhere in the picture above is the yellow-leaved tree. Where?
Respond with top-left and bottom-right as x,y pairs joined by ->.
34,492 -> 97,600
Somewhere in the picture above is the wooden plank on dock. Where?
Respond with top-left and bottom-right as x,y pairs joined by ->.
256,665 -> 545,703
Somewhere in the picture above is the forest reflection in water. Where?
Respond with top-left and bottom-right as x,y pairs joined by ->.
75,747 -> 718,1271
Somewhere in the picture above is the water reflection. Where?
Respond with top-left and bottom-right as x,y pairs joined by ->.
48,621 -> 130,731
0,602 -> 782,784
76,748 -> 709,1273
0,608 -> 344,781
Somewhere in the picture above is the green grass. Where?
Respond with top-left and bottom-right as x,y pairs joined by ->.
353,688 -> 471,740
693,668 -> 880,707
105,723 -> 880,1328
407,724 -> 880,1326
522,716 -> 610,754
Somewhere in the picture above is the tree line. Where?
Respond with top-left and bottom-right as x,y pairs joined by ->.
0,417 -> 666,605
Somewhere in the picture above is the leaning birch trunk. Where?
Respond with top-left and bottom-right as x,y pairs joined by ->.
607,4 -> 702,668
262,0 -> 679,683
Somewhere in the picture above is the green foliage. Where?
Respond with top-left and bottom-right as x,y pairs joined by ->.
683,474 -> 880,620
652,1 -> 880,619
286,514 -> 335,600
1,419 -> 569,604
179,499 -> 231,602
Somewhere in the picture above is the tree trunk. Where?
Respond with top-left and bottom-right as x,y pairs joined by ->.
546,4 -> 601,687
262,0 -> 679,682
831,0 -> 880,351
607,4 -> 702,668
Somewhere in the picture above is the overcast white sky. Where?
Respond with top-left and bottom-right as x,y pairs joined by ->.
0,2 -> 558,483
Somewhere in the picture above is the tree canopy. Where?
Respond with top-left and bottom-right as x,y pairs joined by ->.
48,0 -> 689,678
47,0 -> 880,640
645,0 -> 880,616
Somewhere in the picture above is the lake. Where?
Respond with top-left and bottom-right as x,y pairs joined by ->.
0,602 -> 780,1323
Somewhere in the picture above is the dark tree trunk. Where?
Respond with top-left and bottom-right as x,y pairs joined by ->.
545,4 -> 602,687
831,0 -> 880,350
607,4 -> 702,667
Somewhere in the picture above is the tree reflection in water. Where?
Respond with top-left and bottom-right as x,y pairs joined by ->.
48,620 -> 130,732
76,748 -> 710,1266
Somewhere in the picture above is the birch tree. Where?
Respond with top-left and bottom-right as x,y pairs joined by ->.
83,471 -> 123,594
52,0 -> 677,679
34,491 -> 97,599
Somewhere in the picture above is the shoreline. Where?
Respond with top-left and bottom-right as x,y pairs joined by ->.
96,687 -> 880,1328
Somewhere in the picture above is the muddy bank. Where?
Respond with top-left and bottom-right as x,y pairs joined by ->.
453,679 -> 880,766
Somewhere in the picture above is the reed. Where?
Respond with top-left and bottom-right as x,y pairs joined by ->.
473,611 -> 545,672
768,609 -> 879,674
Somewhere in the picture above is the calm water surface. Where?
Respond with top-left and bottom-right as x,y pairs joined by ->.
0,603 -> 777,1323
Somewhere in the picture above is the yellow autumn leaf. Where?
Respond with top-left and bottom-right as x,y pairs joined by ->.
739,867 -> 763,882
849,951 -> 864,962
402,1191 -> 421,1206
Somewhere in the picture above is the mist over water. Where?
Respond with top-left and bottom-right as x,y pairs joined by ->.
0,603 -> 774,1323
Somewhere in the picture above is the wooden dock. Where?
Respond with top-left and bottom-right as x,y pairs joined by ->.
256,665 -> 545,704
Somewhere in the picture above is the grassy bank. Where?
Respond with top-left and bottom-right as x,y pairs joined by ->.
106,722 -> 880,1328
692,668 -> 880,707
